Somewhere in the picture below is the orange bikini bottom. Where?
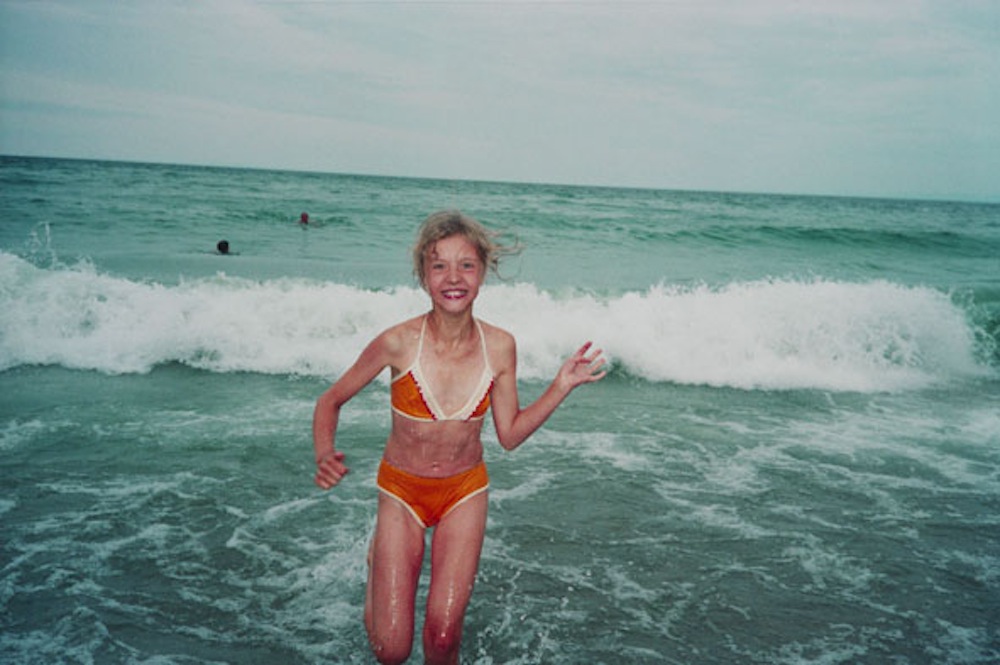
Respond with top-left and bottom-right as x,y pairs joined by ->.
376,460 -> 489,528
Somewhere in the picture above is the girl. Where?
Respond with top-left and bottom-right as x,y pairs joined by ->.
313,210 -> 605,664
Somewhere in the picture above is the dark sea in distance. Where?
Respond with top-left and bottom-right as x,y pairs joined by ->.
1,155 -> 998,663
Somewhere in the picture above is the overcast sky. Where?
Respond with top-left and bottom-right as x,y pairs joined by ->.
1,0 -> 997,200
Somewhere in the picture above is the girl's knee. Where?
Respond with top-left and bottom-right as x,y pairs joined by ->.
423,619 -> 462,661
368,633 -> 412,665
367,612 -> 413,665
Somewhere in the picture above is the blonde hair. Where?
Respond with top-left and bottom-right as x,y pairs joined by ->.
412,210 -> 519,287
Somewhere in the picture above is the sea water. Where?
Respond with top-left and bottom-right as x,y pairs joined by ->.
1,155 -> 998,664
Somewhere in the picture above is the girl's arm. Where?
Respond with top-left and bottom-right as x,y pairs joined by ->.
313,332 -> 395,489
490,335 -> 606,452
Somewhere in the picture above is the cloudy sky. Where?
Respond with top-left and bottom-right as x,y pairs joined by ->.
1,0 -> 997,200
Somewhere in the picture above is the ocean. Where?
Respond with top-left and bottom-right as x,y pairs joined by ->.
1,155 -> 998,664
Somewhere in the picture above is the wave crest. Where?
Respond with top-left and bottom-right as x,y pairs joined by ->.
0,252 -> 989,391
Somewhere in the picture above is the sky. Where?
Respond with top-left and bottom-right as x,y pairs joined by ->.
1,0 -> 998,201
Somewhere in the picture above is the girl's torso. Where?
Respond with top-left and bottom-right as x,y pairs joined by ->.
383,314 -> 496,477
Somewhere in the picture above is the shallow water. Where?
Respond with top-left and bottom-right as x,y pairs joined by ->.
1,156 -> 998,663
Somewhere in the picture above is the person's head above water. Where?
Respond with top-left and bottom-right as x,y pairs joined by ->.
411,210 -> 519,289
299,212 -> 309,224
217,240 -> 230,254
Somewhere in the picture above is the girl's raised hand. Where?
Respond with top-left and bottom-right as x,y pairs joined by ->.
557,341 -> 607,390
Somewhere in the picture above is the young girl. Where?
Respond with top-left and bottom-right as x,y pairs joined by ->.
313,210 -> 606,664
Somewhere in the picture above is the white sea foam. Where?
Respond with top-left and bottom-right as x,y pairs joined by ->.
0,418 -> 49,451
1,251 -> 989,391
783,534 -> 878,593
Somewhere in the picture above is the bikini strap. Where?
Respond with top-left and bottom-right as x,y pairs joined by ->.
416,314 -> 428,359
475,318 -> 493,375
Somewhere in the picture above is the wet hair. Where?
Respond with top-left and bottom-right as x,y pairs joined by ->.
217,240 -> 230,254
412,210 -> 520,287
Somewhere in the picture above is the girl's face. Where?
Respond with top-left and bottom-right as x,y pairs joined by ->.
423,234 -> 485,313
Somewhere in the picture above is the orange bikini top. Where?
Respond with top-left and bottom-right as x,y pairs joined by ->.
391,317 -> 493,422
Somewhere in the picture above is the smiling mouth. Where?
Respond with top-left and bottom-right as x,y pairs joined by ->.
442,289 -> 467,299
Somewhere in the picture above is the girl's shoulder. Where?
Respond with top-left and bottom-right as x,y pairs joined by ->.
373,316 -> 424,362
477,318 -> 516,368
477,318 -> 513,343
